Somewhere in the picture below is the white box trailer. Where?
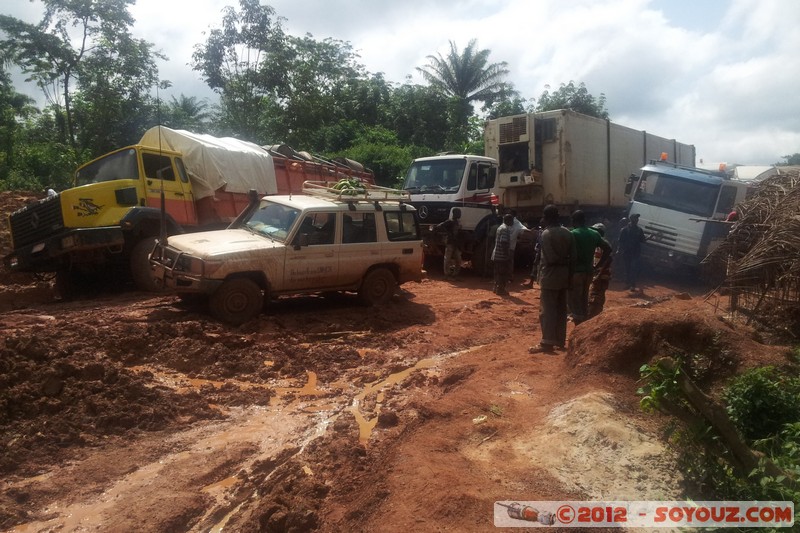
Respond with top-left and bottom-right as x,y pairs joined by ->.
484,109 -> 696,218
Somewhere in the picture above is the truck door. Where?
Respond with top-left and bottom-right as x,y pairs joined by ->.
284,212 -> 340,290
460,161 -> 497,230
141,152 -> 195,226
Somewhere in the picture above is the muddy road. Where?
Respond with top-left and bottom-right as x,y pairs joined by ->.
0,192 -> 793,532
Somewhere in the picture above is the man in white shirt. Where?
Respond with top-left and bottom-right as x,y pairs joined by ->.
507,209 -> 532,281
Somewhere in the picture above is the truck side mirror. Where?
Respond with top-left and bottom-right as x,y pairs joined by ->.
624,174 -> 637,196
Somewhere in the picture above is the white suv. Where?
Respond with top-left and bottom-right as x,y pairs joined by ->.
150,183 -> 422,324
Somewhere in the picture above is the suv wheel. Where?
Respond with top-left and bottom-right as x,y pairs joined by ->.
209,278 -> 264,325
358,268 -> 396,305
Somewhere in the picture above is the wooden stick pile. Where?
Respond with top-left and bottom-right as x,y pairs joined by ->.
706,167 -> 800,297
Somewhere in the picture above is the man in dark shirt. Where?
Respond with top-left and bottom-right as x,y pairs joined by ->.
617,213 -> 647,291
530,205 -> 576,354
435,207 -> 463,279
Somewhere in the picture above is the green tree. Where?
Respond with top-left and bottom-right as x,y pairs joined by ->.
334,126 -> 427,187
386,82 -> 450,152
534,81 -> 609,119
486,95 -> 530,120
0,0 -> 155,154
1,108 -> 78,191
162,94 -> 211,132
0,67 -> 36,184
779,153 -> 800,166
191,0 -> 288,141
72,36 -> 162,156
277,34 -> 370,150
417,39 -> 515,148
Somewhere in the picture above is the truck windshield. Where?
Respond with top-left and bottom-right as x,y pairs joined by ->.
403,159 -> 466,193
243,201 -> 300,242
633,172 -> 720,218
75,149 -> 139,186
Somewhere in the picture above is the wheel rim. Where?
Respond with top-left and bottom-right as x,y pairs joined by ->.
369,278 -> 389,299
224,291 -> 250,313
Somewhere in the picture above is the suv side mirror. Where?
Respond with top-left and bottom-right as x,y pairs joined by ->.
293,233 -> 310,250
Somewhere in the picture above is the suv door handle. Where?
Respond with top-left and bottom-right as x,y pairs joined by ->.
402,248 -> 414,254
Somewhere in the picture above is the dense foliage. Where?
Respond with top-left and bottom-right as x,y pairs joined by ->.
639,359 -> 800,510
0,0 -> 611,190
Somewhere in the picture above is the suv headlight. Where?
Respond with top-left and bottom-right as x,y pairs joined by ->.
202,260 -> 224,276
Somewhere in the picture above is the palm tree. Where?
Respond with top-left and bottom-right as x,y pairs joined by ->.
164,94 -> 210,132
417,39 -> 515,147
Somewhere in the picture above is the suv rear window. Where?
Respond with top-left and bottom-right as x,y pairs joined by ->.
385,211 -> 419,241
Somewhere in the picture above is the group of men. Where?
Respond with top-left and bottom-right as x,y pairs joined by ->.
434,204 -> 648,355
529,207 -> 646,354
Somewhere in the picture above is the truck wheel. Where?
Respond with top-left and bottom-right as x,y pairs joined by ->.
55,270 -> 80,301
209,278 -> 263,325
358,268 -> 396,305
131,237 -> 163,292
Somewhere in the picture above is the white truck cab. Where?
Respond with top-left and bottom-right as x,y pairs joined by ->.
627,160 -> 751,269
150,182 -> 422,324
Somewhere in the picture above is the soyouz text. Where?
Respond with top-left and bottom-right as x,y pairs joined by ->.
493,501 -> 794,528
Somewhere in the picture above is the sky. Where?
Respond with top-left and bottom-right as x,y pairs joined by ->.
4,0 -> 800,167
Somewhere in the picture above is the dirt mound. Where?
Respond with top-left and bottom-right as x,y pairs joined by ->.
0,191 -> 42,288
564,297 -> 791,383
0,330 -> 225,477
523,391 -> 682,500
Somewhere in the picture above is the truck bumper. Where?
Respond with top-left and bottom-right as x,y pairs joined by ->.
641,243 -> 701,270
3,227 -> 126,273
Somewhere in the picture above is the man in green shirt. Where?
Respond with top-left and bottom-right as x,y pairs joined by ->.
569,210 -> 611,324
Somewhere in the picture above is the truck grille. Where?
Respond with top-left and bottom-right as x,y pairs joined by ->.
9,195 -> 65,248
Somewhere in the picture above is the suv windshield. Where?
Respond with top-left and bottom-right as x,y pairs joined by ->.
634,172 -> 720,218
76,149 -> 139,186
403,159 -> 466,193
243,201 -> 300,242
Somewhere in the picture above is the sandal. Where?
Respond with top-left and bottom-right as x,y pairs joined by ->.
529,344 -> 555,354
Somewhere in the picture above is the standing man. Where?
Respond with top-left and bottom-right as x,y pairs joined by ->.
491,214 -> 514,295
523,217 -> 545,288
507,209 -> 532,282
617,213 -> 647,291
434,207 -> 463,279
588,223 -> 613,318
569,210 -> 611,324
530,205 -> 576,354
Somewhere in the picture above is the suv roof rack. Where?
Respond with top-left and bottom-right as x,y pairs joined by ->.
303,180 -> 411,202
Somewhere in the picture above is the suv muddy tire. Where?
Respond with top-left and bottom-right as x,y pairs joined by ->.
209,278 -> 264,325
131,237 -> 163,292
358,268 -> 396,305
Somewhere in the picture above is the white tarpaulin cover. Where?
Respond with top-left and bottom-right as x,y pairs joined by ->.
139,126 -> 277,200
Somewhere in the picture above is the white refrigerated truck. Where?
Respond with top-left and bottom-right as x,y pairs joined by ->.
402,109 -> 695,271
